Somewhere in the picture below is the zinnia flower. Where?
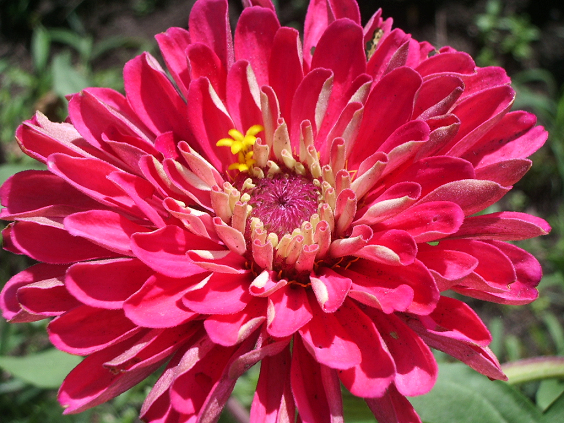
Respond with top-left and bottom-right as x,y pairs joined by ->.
0,0 -> 551,422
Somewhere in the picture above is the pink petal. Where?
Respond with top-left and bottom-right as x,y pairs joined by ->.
182,272 -> 252,315
366,28 -> 410,81
413,75 -> 464,119
225,60 -> 263,131
48,306 -> 140,355
105,324 -> 199,373
6,220 -> 118,264
369,310 -> 437,396
64,210 -> 151,256
18,278 -> 80,317
188,0 -> 234,70
106,171 -> 167,228
386,156 -> 475,198
0,170 -> 100,219
187,43 -> 227,100
65,258 -> 152,309
446,85 -> 515,157
416,179 -> 509,216
59,334 -> 163,414
290,68 -> 333,146
365,384 -> 422,423
354,229 -> 417,266
0,263 -> 68,321
170,343 -> 237,415
68,88 -> 153,151
186,250 -> 248,274
417,244 -> 478,285
47,153 -> 143,216
415,50 -> 476,77
303,0 -> 361,66
204,299 -> 266,346
347,259 -> 439,315
430,296 -> 492,346
267,285 -> 313,337
234,6 -> 280,87
123,52 -> 192,142
453,241 -> 541,305
123,273 -> 200,328
299,296 -> 362,370
290,336 -> 339,423
186,77 -> 236,171
335,299 -> 395,397
155,27 -> 192,98
251,347 -> 295,423
15,113 -> 90,163
269,27 -> 304,126
374,201 -> 465,242
355,181 -> 421,226
438,239 -> 516,291
131,225 -> 216,278
312,19 -> 366,145
350,67 -> 421,168
474,158 -> 532,187
451,211 -> 550,241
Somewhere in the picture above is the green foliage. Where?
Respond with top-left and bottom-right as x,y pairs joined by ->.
409,363 -> 564,423
475,0 -> 540,67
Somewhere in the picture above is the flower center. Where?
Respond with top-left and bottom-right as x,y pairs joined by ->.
244,173 -> 320,240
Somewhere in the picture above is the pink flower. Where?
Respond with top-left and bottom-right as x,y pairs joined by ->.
0,0 -> 551,422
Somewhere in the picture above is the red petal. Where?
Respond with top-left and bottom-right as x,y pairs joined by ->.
131,225 -> 216,278
155,27 -> 192,98
0,263 -> 68,321
365,384 -> 422,423
47,153 -> 143,216
65,258 -> 152,309
204,299 -> 266,346
18,277 -> 80,317
7,220 -> 117,264
182,272 -> 252,315
350,67 -> 421,168
269,27 -> 304,127
267,285 -> 313,337
123,53 -> 192,142
49,306 -> 140,355
299,296 -> 361,370
0,170 -> 100,219
452,211 -> 550,241
123,273 -> 200,328
336,300 -> 395,397
290,336 -> 338,423
234,6 -> 280,87
64,210 -> 150,256
59,334 -> 163,414
187,43 -> 227,100
375,201 -> 465,242
251,347 -> 295,423
369,310 -> 437,396
188,0 -> 233,70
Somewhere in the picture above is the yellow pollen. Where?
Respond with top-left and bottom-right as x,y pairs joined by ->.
217,125 -> 264,172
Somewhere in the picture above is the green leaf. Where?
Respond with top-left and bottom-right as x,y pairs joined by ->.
31,26 -> 51,72
541,391 -> 564,423
51,52 -> 91,97
536,379 -> 564,411
0,348 -> 82,389
410,363 -> 542,423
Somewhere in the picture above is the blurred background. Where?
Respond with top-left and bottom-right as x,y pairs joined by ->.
1,0 -> 564,421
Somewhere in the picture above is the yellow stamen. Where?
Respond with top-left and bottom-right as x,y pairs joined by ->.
216,125 -> 264,172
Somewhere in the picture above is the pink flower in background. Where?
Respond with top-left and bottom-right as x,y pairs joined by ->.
0,0 -> 551,422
